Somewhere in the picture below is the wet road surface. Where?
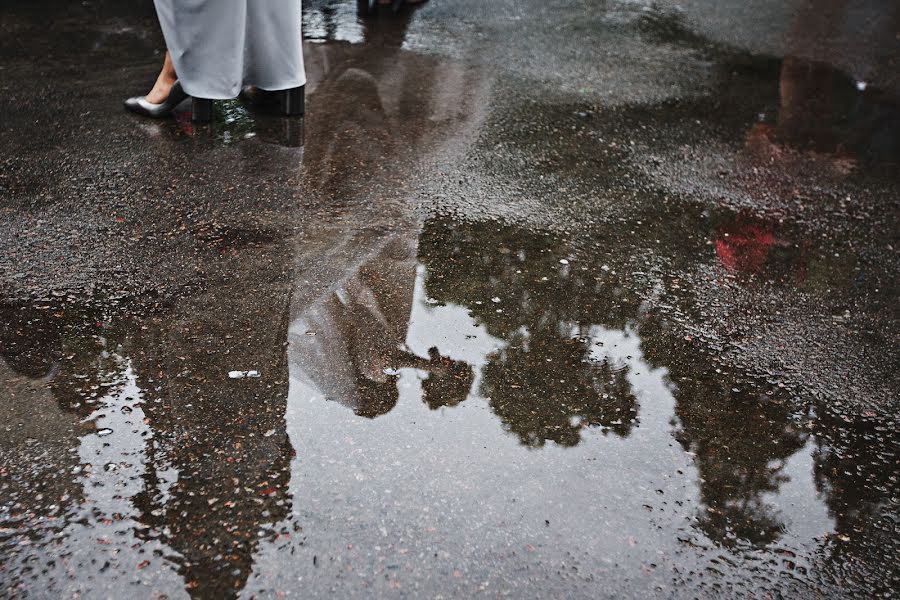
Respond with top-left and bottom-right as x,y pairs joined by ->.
1,0 -> 899,598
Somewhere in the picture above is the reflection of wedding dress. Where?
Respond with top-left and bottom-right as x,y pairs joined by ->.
288,27 -> 485,416
289,227 -> 419,416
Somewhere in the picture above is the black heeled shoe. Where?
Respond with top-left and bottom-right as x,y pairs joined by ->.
279,86 -> 305,117
123,81 -> 188,118
191,98 -> 213,123
238,85 -> 305,117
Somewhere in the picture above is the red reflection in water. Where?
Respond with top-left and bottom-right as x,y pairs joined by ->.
715,213 -> 807,282
716,214 -> 776,275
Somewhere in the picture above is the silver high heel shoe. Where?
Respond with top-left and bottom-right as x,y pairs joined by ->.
123,81 -> 188,118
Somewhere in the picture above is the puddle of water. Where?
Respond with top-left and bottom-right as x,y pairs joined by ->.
239,215 -> 891,597
3,209 -> 894,596
0,338 -> 186,598
2,1 -> 898,598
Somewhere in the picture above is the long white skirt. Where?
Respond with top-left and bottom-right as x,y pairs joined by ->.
153,0 -> 306,100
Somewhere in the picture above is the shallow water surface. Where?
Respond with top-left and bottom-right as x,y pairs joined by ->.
1,0 -> 898,598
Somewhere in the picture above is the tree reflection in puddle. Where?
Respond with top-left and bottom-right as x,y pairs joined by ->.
480,324 -> 640,447
276,212 -> 855,597
0,323 -> 185,597
415,215 -> 832,550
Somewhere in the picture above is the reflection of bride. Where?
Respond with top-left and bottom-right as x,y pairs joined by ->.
289,13 -> 480,418
290,228 -> 471,417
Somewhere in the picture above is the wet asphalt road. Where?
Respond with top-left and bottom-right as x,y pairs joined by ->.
1,0 -> 899,598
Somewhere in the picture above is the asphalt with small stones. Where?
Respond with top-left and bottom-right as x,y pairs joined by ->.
1,0 -> 898,598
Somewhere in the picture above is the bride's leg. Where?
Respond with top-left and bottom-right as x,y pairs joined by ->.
145,51 -> 177,104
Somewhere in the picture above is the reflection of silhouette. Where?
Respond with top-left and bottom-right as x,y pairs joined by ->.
128,288 -> 293,599
0,281 -> 296,600
289,6 -> 480,417
108,81 -> 303,599
0,303 -> 92,558
0,264 -> 296,600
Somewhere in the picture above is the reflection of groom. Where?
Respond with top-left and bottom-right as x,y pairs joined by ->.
0,221 -> 297,600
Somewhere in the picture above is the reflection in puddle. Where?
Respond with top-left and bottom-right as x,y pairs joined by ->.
406,265 -> 505,411
714,211 -> 809,282
2,0 -> 898,597
1,207 -> 872,598
265,214 -> 888,597
303,0 -> 366,44
0,338 -> 184,597
67,352 -> 185,595
166,99 -> 305,148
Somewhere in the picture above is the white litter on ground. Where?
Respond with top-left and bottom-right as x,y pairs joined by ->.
228,370 -> 261,379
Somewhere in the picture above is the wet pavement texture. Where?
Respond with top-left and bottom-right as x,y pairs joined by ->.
1,0 -> 899,598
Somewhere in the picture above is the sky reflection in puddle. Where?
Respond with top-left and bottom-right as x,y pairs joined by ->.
1,0 -> 897,596
2,207 -> 886,597
269,214 -> 846,597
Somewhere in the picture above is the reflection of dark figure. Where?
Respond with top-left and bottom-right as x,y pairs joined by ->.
0,303 -> 103,559
289,7 -> 479,418
112,86 -> 303,598
129,290 -> 294,599
0,78 -> 303,600
0,277 -> 296,600
418,217 -> 641,447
